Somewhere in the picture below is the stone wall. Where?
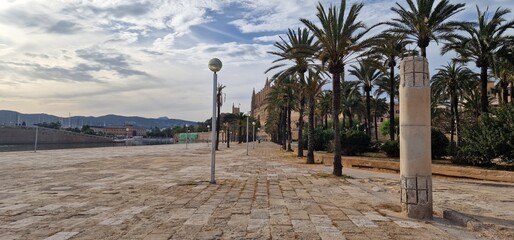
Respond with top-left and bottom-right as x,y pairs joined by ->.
0,126 -> 113,145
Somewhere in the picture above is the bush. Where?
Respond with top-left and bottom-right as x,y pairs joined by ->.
380,117 -> 399,136
381,140 -> 400,157
341,130 -> 370,156
302,127 -> 334,151
431,128 -> 449,159
455,105 -> 514,166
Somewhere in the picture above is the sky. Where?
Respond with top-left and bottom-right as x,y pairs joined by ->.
0,0 -> 513,122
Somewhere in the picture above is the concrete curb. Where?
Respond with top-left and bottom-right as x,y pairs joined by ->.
302,150 -> 514,183
442,210 -> 484,230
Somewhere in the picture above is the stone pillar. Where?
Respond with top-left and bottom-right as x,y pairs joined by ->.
399,56 -> 433,220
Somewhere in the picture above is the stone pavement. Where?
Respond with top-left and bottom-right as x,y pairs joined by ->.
0,142 -> 512,239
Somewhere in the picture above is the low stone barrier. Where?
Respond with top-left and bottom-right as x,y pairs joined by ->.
293,149 -> 514,183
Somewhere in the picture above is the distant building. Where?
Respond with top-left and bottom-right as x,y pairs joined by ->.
90,125 -> 146,138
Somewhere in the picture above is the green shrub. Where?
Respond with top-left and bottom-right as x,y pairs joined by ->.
431,128 -> 449,159
380,117 -> 399,136
302,127 -> 334,151
341,130 -> 370,156
381,140 -> 400,157
455,105 -> 514,166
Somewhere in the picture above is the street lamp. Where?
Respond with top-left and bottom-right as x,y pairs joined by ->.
208,58 -> 222,184
207,125 -> 210,146
126,127 -> 129,146
257,127 -> 260,143
252,121 -> 256,149
185,124 -> 189,149
246,114 -> 249,155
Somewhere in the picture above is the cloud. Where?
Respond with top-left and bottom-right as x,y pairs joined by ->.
47,20 -> 81,34
253,34 -> 284,43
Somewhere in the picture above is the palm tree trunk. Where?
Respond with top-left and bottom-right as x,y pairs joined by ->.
421,47 -> 427,58
324,114 -> 328,129
501,80 -> 509,104
348,111 -> 354,128
216,102 -> 221,151
332,70 -> 343,176
298,94 -> 305,157
454,94 -> 460,147
389,65 -> 395,141
238,122 -> 243,144
281,107 -> 287,150
480,66 -> 489,113
307,96 -> 315,164
450,93 -> 455,145
511,83 -> 514,105
374,111 -> 378,141
365,89 -> 371,137
227,123 -> 230,148
287,102 -> 292,152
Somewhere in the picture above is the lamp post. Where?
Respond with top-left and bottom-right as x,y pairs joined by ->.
257,127 -> 260,143
126,127 -> 129,146
208,58 -> 222,184
185,124 -> 189,149
207,125 -> 210,146
252,121 -> 256,149
246,114 -> 249,155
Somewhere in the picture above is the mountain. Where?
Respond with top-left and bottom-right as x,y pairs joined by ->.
0,110 -> 196,129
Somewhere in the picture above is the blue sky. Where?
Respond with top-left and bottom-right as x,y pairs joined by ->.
0,0 -> 512,121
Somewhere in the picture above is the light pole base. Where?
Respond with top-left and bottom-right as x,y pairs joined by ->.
209,180 -> 216,184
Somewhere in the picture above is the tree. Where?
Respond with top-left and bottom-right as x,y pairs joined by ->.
216,84 -> 226,150
349,58 -> 383,137
442,6 -> 514,113
493,58 -> 514,104
305,69 -> 327,164
369,33 -> 410,140
371,97 -> 389,141
387,0 -> 465,57
267,28 -> 320,157
431,62 -> 476,146
318,90 -> 332,129
340,81 -> 363,130
301,0 -> 373,176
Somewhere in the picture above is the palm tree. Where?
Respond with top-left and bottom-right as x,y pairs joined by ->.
387,0 -> 465,58
265,77 -> 295,150
349,58 -> 383,137
369,33 -> 410,140
266,28 -> 320,157
236,112 -> 246,144
371,97 -> 389,141
492,58 -> 514,104
301,0 -> 372,176
305,70 -> 327,164
340,81 -> 363,129
318,90 -> 332,129
442,6 -> 514,113
431,62 -> 476,146
216,84 -> 226,150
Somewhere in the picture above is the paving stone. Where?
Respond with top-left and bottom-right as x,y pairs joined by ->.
1,216 -> 48,229
289,209 -> 309,220
184,213 -> 210,225
363,211 -> 389,221
44,232 -> 79,240
250,209 -> 269,219
169,208 -> 196,219
291,220 -> 316,233
347,215 -> 378,228
0,204 -> 31,214
393,220 -> 421,228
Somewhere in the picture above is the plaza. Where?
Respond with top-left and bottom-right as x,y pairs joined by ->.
0,143 -> 512,239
